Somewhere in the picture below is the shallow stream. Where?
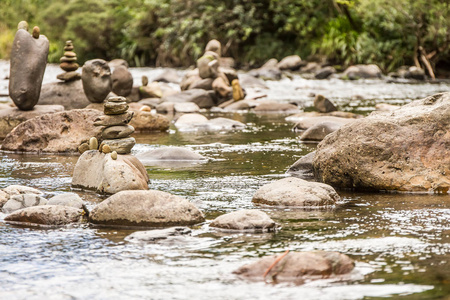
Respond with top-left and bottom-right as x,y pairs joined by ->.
0,61 -> 449,299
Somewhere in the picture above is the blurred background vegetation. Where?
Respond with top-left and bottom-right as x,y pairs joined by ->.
0,0 -> 449,75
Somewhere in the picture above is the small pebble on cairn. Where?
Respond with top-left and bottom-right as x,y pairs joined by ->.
57,40 -> 81,82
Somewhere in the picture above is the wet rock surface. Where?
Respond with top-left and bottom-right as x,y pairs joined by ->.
252,177 -> 339,207
89,190 -> 205,227
4,205 -> 86,226
72,150 -> 149,194
136,147 -> 206,162
314,92 -> 450,192
233,251 -> 355,283
2,194 -> 48,214
125,227 -> 192,242
210,210 -> 276,232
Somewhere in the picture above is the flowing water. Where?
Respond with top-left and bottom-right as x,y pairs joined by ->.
0,61 -> 450,299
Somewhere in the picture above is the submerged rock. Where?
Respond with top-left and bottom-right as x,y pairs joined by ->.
1,109 -> 103,153
314,92 -> 450,192
252,177 -> 339,207
233,251 -> 355,284
300,121 -> 342,141
0,105 -> 64,138
125,227 -> 192,242
4,205 -> 86,226
72,150 -> 149,194
210,210 -> 276,232
89,190 -> 204,227
136,147 -> 206,162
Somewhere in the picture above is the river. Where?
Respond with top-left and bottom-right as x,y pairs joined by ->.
0,61 -> 449,299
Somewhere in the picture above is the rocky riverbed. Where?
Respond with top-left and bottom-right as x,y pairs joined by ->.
0,60 -> 449,299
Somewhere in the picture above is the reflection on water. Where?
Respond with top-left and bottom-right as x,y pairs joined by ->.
0,61 -> 450,299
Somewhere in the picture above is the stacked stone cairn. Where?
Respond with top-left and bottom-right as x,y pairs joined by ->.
56,40 -> 81,82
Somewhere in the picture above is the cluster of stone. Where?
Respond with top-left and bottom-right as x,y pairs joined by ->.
56,41 -> 80,82
95,96 -> 136,155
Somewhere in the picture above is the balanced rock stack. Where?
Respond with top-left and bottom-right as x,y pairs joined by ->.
94,96 -> 136,155
57,40 -> 80,82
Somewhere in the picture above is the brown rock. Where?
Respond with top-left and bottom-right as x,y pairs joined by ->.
104,101 -> 129,115
89,190 -> 205,227
233,251 -> 355,283
100,137 -> 135,154
39,80 -> 91,110
94,111 -> 134,127
59,62 -> 79,72
102,124 -> 135,139
1,109 -> 103,153
129,110 -> 170,132
4,205 -> 86,226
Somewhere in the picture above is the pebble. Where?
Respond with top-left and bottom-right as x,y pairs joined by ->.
89,137 -> 98,150
111,151 -> 118,160
78,143 -> 89,154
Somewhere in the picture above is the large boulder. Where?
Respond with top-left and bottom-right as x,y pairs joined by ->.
0,105 -> 64,138
233,251 -> 355,283
81,59 -> 112,103
162,89 -> 215,108
4,205 -> 86,226
314,92 -> 450,192
343,64 -> 382,80
252,177 -> 339,207
89,190 -> 205,227
38,80 -> 91,110
1,109 -> 103,153
210,210 -> 276,232
72,150 -> 149,194
9,28 -> 49,110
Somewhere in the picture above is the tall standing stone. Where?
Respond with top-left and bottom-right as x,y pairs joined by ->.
81,59 -> 112,103
9,23 -> 49,110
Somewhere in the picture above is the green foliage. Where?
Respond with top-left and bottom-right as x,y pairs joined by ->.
0,0 -> 448,74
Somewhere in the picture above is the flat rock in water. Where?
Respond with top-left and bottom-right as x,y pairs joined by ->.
89,190 -> 205,227
4,205 -> 86,226
3,185 -> 43,196
300,121 -> 342,141
233,251 -> 355,283
210,210 -> 276,232
174,113 -> 208,127
128,110 -> 170,132
1,109 -> 103,153
39,80 -> 91,110
202,117 -> 246,131
253,101 -> 300,112
277,55 -> 302,71
2,194 -> 48,214
343,64 -> 382,80
252,177 -> 339,207
125,227 -> 192,242
72,150 -> 149,194
162,89 -> 215,108
0,105 -> 64,138
314,92 -> 450,192
136,147 -> 206,163
47,193 -> 84,209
